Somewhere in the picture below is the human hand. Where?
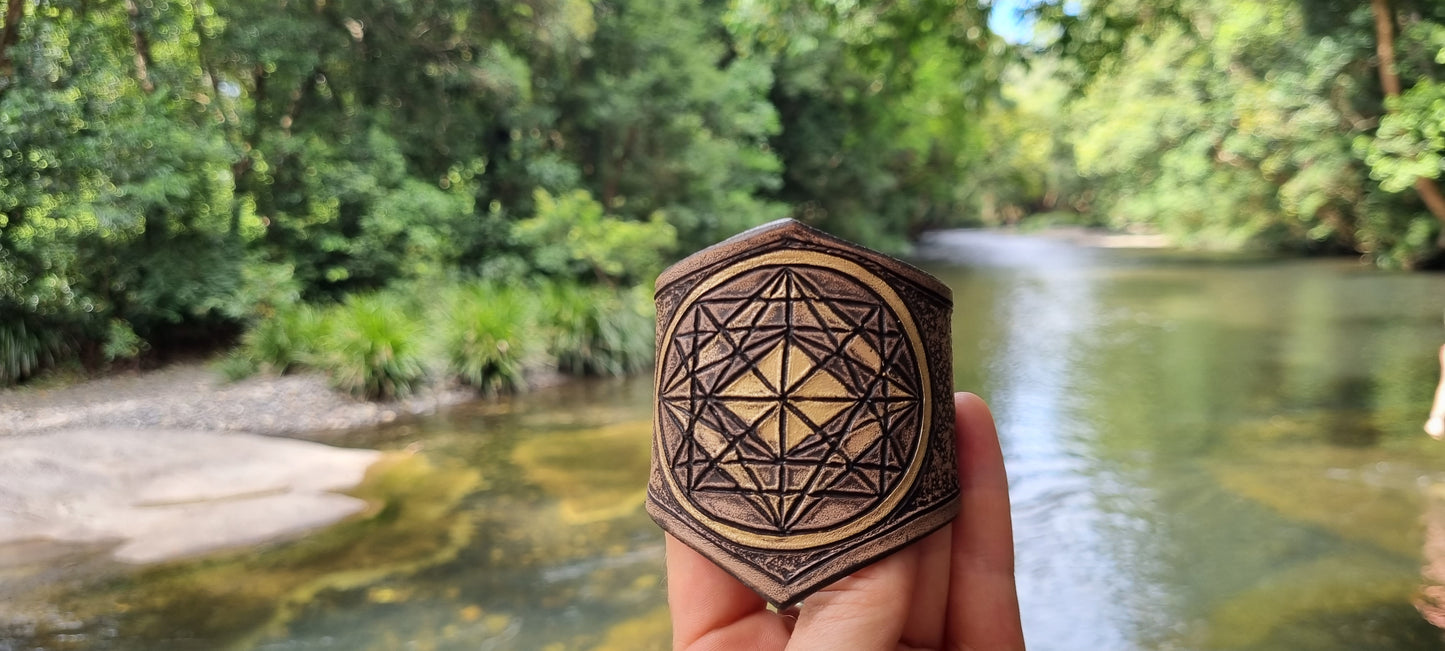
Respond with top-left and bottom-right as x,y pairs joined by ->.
664,392 -> 1024,651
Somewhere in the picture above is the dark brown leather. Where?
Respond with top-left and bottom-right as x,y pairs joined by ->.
648,218 -> 959,606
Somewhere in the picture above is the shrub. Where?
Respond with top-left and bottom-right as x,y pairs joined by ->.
439,283 -> 533,395
513,189 -> 678,285
242,305 -> 325,374
318,294 -> 428,400
542,283 -> 654,377
221,278 -> 656,399
102,319 -> 147,363
233,260 -> 303,322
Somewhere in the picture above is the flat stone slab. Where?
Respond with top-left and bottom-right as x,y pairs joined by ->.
0,429 -> 381,565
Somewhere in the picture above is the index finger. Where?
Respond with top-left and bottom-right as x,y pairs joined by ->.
945,392 -> 1024,649
665,534 -> 789,650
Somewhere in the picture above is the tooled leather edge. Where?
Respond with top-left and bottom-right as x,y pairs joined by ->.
655,218 -> 953,303
649,490 -> 960,607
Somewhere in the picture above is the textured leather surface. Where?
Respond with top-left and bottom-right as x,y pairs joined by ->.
648,219 -> 960,606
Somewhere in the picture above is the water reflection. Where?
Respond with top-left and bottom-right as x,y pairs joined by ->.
920,231 -> 1445,650
260,381 -> 668,651
1418,491 -> 1445,629
10,232 -> 1445,650
923,231 -> 1141,648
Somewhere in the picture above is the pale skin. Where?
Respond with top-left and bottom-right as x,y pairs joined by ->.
1428,344 -> 1445,440
665,392 -> 1026,651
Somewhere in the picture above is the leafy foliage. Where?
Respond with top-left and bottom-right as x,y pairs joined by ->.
0,315 -> 64,385
726,0 -> 1003,249
0,0 -> 802,384
1001,0 -> 1445,267
0,0 -> 1012,388
102,319 -> 146,363
1360,81 -> 1445,193
514,189 -> 677,285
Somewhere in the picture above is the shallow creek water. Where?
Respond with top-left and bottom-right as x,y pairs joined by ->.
9,230 -> 1445,650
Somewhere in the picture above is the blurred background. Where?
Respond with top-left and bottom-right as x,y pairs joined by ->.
5,0 -> 1445,649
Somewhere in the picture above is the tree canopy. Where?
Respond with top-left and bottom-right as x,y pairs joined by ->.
3,0 -> 1445,384
992,0 -> 1445,266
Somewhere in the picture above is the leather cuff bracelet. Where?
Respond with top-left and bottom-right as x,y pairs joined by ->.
647,219 -> 959,606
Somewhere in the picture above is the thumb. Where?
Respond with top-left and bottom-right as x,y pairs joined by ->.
785,546 -> 918,650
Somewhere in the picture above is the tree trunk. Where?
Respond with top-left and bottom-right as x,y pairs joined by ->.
602,126 -> 639,209
123,0 -> 155,92
280,69 -> 321,135
190,0 -> 233,126
1372,0 -> 1402,97
0,0 -> 24,80
1371,0 -> 1445,243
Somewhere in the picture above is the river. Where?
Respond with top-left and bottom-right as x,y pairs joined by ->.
7,230 -> 1445,650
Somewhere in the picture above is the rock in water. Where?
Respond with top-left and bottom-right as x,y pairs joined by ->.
0,429 -> 381,565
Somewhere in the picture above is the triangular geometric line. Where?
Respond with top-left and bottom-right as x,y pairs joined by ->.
785,319 -> 886,395
778,398 -> 876,527
690,332 -> 786,395
819,471 -> 880,496
686,401 -> 782,504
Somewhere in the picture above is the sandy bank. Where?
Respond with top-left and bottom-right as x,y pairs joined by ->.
1024,225 -> 1173,249
0,361 -> 473,438
914,226 -> 1171,265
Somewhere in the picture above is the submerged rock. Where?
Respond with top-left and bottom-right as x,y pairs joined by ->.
511,420 -> 651,525
0,429 -> 382,565
1,447 -> 483,650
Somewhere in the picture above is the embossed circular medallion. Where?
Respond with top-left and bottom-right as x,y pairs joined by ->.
655,250 -> 931,550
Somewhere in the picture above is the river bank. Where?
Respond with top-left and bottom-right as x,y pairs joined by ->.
0,359 -> 489,636
0,358 -> 479,607
0,361 -> 477,439
0,429 -> 382,566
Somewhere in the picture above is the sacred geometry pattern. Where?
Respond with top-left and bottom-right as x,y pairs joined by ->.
656,260 -> 925,544
649,219 -> 958,606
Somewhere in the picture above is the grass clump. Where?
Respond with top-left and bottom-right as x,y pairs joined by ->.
438,283 -> 534,395
214,351 -> 260,383
319,294 -> 428,400
542,283 -> 653,377
225,279 -> 655,402
0,317 -> 66,385
230,295 -> 429,400
240,305 -> 325,374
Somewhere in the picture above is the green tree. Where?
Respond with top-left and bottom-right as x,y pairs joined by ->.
1029,0 -> 1445,266
1358,0 -> 1445,252
727,0 -> 1004,249
555,0 -> 787,250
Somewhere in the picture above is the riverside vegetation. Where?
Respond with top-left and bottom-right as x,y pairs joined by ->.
217,280 -> 653,400
4,0 -> 1445,392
